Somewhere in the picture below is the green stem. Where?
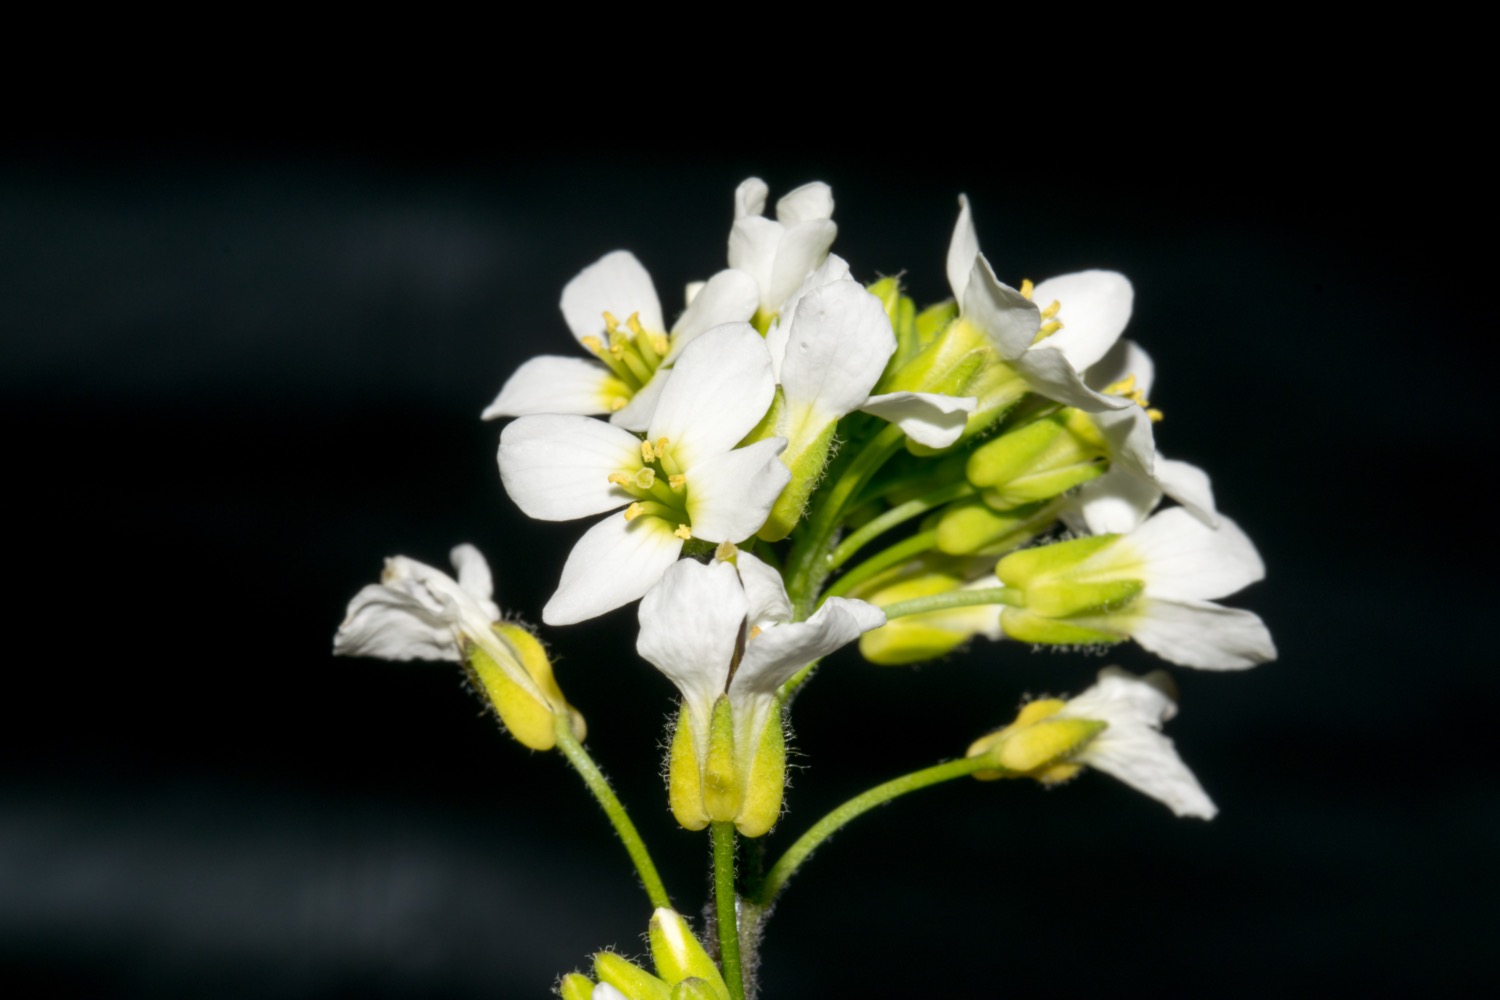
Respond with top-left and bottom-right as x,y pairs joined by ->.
784,424 -> 907,620
552,714 -> 672,910
712,821 -> 745,1000
880,586 -> 1023,620
756,756 -> 999,908
822,529 -> 938,600
830,481 -> 975,570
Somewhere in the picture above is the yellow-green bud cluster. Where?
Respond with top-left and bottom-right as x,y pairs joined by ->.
668,694 -> 787,838
558,908 -> 731,1000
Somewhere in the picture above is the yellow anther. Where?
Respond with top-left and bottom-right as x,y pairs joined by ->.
608,397 -> 628,412
626,312 -> 645,337
1019,278 -> 1035,300
1147,408 -> 1164,423
641,439 -> 656,463
655,437 -> 670,456
747,625 -> 763,640
1106,374 -> 1137,395
1038,320 -> 1063,338
651,334 -> 669,356
1040,299 -> 1062,319
608,330 -> 629,356
602,311 -> 620,334
714,540 -> 739,562
581,335 -> 604,356
607,472 -> 632,486
674,524 -> 692,540
624,502 -> 646,522
668,474 -> 686,489
634,467 -> 656,489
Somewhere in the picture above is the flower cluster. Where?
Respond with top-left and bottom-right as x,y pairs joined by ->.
332,178 -> 1276,997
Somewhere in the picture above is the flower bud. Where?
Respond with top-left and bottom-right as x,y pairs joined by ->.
462,624 -> 584,751
649,909 -> 730,1000
967,698 -> 1106,783
966,412 -> 1106,508
594,952 -> 672,1000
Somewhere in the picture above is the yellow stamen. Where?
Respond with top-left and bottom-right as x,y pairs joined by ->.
655,437 -> 670,457
626,312 -> 645,337
651,334 -> 669,357
641,439 -> 656,463
674,524 -> 692,540
1106,374 -> 1137,395
714,541 -> 739,562
581,335 -> 604,356
1040,299 -> 1061,319
1147,408 -> 1164,423
607,397 -> 628,412
607,472 -> 632,486
747,625 -> 763,640
1019,278 -> 1035,300
668,474 -> 686,490
1038,320 -> 1063,338
634,468 -> 656,490
608,331 -> 628,357
623,502 -> 645,522
602,311 -> 620,334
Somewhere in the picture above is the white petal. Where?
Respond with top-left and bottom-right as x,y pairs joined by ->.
649,325 -> 774,469
609,369 -> 669,433
685,438 -> 791,542
593,983 -> 630,1000
1012,346 -> 1134,412
665,268 -> 759,361
1030,270 -> 1133,372
559,250 -> 665,343
1094,404 -> 1157,479
1128,508 -> 1265,601
1085,725 -> 1218,819
860,391 -> 977,449
449,544 -> 495,607
766,219 -> 838,313
1156,456 -> 1219,527
1063,666 -> 1178,726
728,215 -> 780,294
733,597 -> 885,701
775,181 -> 834,225
481,355 -> 618,420
334,582 -> 458,662
637,559 -> 743,724
734,177 -> 768,220
735,551 -> 793,628
542,514 -> 683,625
1086,338 -> 1156,398
778,279 -> 896,426
498,415 -> 639,521
1063,469 -> 1163,536
946,193 -> 980,304
961,256 -> 1040,359
1129,598 -> 1277,670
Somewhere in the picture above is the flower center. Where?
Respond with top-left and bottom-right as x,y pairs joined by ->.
1018,279 -> 1064,344
609,436 -> 692,539
580,311 -> 672,410
1102,373 -> 1163,422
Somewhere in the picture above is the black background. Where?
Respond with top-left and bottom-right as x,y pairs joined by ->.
2,142 -> 1490,996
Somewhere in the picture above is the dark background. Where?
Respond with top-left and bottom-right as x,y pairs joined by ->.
2,143 -> 1489,996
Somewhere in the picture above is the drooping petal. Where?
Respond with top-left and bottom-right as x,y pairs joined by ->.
1064,469 -> 1163,536
1128,508 -> 1265,601
542,514 -> 684,625
961,256 -> 1040,359
1086,338 -> 1156,397
766,219 -> 838,314
559,250 -> 665,344
1155,457 -> 1219,526
1128,598 -> 1277,670
335,582 -> 459,662
1093,404 -> 1157,480
449,543 -> 495,607
946,194 -> 980,304
1012,346 -> 1134,412
1030,270 -> 1134,373
498,415 -> 640,521
685,438 -> 791,543
649,325 -> 775,469
860,391 -> 977,448
775,181 -> 834,226
733,597 -> 887,700
481,355 -> 621,420
734,551 -> 793,629
637,559 -> 744,725
665,268 -> 759,362
778,279 -> 896,431
734,177 -> 769,220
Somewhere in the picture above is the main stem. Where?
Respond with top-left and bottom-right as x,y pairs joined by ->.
712,821 -> 745,1000
756,756 -> 998,908
552,714 -> 673,910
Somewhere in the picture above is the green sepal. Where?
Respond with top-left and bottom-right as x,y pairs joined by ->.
703,695 -> 740,822
650,909 -> 730,999
557,972 -> 596,1000
594,952 -> 672,1000
914,299 -> 959,347
935,499 -> 1057,558
868,275 -> 920,369
740,385 -> 785,447
1026,577 -> 1144,618
996,534 -> 1120,589
462,624 -> 583,751
860,619 -> 974,665
1000,607 -> 1126,646
735,698 -> 786,837
996,718 -> 1107,773
672,979 -> 724,1000
668,707 -> 709,831
758,419 -> 837,542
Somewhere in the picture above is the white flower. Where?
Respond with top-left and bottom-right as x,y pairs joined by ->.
997,507 -> 1277,669
482,249 -> 758,432
498,325 -> 790,625
970,666 -> 1218,819
945,194 -> 1135,414
729,178 -> 838,323
639,553 -> 885,835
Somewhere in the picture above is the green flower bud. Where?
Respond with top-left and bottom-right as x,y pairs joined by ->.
595,952 -> 672,1000
462,624 -> 584,751
557,972 -> 596,1000
966,412 -> 1106,508
649,909 -> 730,1000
